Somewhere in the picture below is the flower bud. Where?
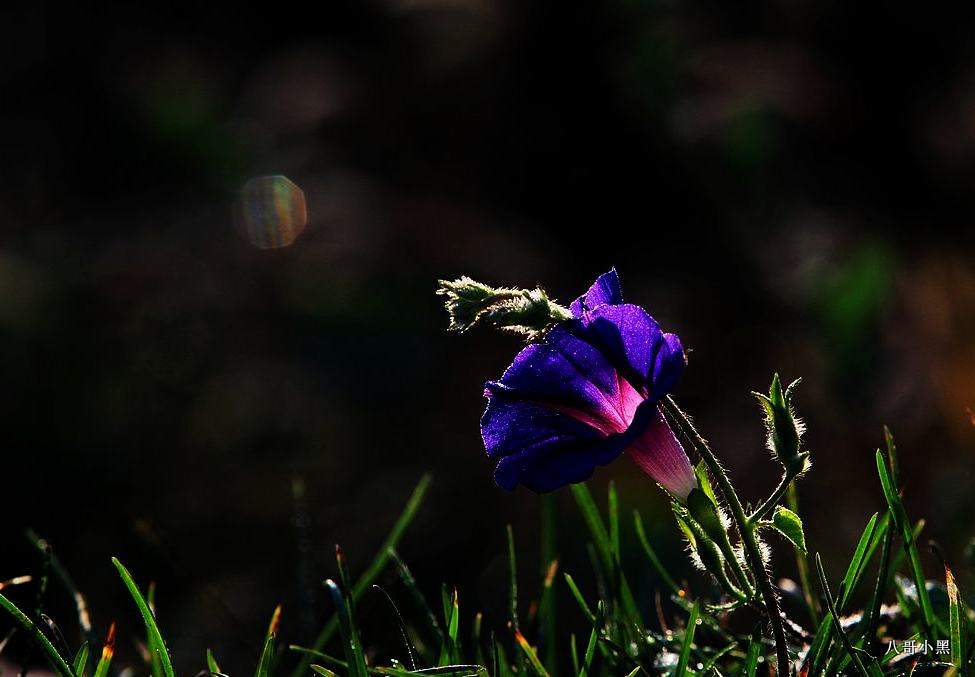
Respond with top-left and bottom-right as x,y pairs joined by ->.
437,277 -> 573,340
686,488 -> 727,546
754,374 -> 809,474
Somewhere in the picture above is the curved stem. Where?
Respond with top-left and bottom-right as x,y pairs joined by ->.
715,532 -> 755,597
749,470 -> 797,526
663,397 -> 792,676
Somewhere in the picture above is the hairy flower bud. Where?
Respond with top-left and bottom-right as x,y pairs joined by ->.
754,373 -> 809,474
437,277 -> 573,340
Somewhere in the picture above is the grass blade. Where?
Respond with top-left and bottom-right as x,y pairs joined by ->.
146,582 -> 164,677
633,510 -> 682,596
744,627 -> 762,677
325,578 -> 368,677
26,530 -> 93,640
839,512 -> 879,609
875,449 -> 937,637
0,591 -> 75,677
563,573 -> 595,624
947,563 -> 962,669
73,641 -> 89,677
390,549 -> 444,653
577,603 -> 602,677
311,666 -> 339,677
507,524 -> 519,632
863,523 -> 894,652
539,494 -> 558,675
674,600 -> 700,677
815,553 -> 870,677
537,559 -> 558,675
806,511 -> 885,673
514,631 -> 550,677
441,588 -> 460,666
112,558 -> 175,677
608,481 -> 620,560
293,474 -> 432,677
255,604 -> 282,677
92,623 -> 115,677
570,484 -> 612,574
570,483 -> 640,622
207,648 -> 222,675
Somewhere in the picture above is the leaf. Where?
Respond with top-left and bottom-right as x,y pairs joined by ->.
744,628 -> 762,677
112,558 -> 175,677
675,601 -> 700,677
310,666 -> 338,677
771,506 -> 807,553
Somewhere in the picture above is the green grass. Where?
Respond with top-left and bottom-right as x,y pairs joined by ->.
2,422 -> 974,677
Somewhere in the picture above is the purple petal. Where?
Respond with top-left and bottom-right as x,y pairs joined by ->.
570,268 -> 624,317
651,332 -> 686,400
578,303 -> 663,388
482,396 -> 626,491
625,405 -> 696,500
486,325 -> 631,429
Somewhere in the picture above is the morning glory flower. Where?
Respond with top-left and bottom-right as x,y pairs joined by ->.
480,269 -> 698,498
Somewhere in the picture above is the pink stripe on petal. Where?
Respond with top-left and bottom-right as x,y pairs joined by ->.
549,372 -> 647,437
626,406 -> 697,500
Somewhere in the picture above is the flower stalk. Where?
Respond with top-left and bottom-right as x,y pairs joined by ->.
748,457 -> 809,526
662,396 -> 792,676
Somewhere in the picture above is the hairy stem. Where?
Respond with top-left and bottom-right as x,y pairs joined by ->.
663,397 -> 792,676
748,471 -> 796,525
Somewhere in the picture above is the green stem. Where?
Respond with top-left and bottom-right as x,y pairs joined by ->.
714,532 -> 755,598
663,397 -> 792,676
786,483 -> 820,628
748,471 -> 796,526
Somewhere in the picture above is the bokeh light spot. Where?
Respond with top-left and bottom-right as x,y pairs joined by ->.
236,175 -> 308,249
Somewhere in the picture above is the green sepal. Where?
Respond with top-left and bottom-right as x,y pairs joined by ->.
694,461 -> 717,504
686,488 -> 726,546
673,503 -> 724,580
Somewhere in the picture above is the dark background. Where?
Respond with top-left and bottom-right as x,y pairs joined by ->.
2,1 -> 974,674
